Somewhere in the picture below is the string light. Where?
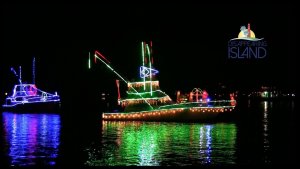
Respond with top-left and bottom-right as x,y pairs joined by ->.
142,42 -> 145,90
93,42 -> 237,121
94,52 -> 154,109
103,104 -> 235,120
3,84 -> 60,108
140,66 -> 159,78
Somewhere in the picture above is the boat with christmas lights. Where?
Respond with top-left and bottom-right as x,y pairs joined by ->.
2,58 -> 61,112
92,42 -> 236,122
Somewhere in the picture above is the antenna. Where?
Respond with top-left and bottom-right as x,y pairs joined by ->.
33,57 -> 36,84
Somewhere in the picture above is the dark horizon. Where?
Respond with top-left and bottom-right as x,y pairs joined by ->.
1,4 -> 296,108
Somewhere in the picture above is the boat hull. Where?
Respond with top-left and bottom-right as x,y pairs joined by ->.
102,106 -> 235,122
2,101 -> 61,113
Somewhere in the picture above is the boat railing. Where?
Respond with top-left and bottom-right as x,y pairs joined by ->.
158,100 -> 236,109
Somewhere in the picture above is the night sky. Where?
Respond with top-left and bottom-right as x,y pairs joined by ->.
0,3 -> 296,112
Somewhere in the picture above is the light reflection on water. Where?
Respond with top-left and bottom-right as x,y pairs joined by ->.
85,122 -> 237,166
262,101 -> 271,163
2,112 -> 61,166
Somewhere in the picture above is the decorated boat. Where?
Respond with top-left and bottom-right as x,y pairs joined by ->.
2,58 -> 61,112
92,42 -> 236,121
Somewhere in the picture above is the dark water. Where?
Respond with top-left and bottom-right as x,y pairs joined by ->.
0,99 -> 296,167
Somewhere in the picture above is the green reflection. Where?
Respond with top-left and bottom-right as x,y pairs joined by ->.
86,121 -> 236,166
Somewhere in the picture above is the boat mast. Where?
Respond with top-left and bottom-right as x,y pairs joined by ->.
142,42 -> 145,90
146,43 -> 152,96
32,57 -> 36,84
19,66 -> 22,84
